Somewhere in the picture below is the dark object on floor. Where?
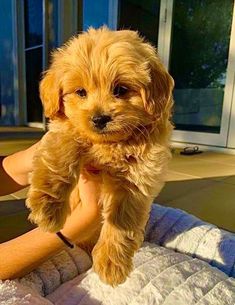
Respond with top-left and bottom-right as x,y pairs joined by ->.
180,146 -> 203,156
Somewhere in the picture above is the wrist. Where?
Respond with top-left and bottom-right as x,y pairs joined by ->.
61,203 -> 100,244
56,231 -> 74,248
60,205 -> 83,242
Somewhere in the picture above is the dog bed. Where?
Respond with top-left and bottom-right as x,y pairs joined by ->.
1,204 -> 235,305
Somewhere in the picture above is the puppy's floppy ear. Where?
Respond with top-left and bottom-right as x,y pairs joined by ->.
40,68 -> 62,119
142,45 -> 174,121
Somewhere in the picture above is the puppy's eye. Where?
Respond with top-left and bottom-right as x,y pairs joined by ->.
76,88 -> 87,98
113,85 -> 129,98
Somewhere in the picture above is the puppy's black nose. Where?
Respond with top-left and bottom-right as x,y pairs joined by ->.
92,115 -> 112,129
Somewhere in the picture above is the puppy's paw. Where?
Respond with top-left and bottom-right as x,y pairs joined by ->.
92,241 -> 133,286
26,190 -> 69,232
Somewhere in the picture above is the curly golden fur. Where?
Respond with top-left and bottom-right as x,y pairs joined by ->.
26,27 -> 174,286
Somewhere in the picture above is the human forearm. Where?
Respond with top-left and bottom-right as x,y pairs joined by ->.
0,200 -> 100,280
0,228 -> 63,280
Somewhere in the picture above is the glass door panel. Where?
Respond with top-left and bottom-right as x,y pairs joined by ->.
83,0 -> 110,30
0,1 -> 18,125
118,0 -> 161,46
24,0 -> 43,124
169,0 -> 234,144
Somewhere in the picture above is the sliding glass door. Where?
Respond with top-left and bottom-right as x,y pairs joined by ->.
168,0 -> 235,147
2,0 -> 234,149
117,0 -> 235,148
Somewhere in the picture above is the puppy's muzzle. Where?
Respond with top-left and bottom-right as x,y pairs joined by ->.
92,115 -> 112,130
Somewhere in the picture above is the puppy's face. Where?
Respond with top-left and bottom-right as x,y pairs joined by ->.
40,28 -> 174,143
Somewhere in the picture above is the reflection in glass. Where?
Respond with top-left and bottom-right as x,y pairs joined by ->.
83,0 -> 109,30
118,0 -> 160,46
26,48 -> 43,122
170,0 -> 234,133
24,0 -> 43,48
0,76 -> 1,118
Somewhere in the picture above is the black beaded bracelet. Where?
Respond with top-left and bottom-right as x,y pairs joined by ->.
56,231 -> 74,249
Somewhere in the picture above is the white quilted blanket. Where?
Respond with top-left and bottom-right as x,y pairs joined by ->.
1,204 -> 235,305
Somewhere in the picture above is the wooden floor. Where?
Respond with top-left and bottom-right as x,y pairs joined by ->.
158,148 -> 235,232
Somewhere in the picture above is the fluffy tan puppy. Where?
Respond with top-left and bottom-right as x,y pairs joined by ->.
26,27 -> 174,286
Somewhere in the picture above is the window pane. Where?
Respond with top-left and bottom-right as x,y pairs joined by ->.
0,0 -> 17,125
24,0 -> 43,48
26,47 -> 43,122
170,0 -> 234,133
83,0 -> 109,30
118,0 -> 160,46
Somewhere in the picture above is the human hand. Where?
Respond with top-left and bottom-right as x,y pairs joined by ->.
62,167 -> 102,243
2,141 -> 40,187
79,167 -> 101,206
0,141 -> 41,196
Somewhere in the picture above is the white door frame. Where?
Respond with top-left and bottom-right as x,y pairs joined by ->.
157,0 -> 174,68
161,0 -> 235,148
108,0 -> 118,30
227,1 -> 235,149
